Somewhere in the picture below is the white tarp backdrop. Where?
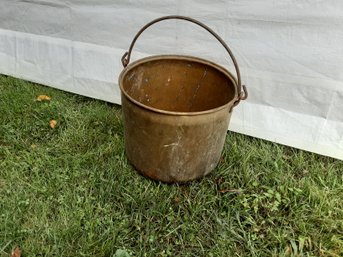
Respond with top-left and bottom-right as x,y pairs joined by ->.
0,0 -> 342,160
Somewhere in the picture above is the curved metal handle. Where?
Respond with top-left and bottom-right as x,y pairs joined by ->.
122,15 -> 247,101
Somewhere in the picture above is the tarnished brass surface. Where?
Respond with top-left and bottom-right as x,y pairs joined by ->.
119,55 -> 237,182
118,15 -> 247,183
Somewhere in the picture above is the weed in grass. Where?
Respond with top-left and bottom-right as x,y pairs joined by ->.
0,75 -> 342,257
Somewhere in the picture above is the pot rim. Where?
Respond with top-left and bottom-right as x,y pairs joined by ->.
119,55 -> 239,116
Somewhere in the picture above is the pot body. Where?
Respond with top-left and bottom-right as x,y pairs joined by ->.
119,55 -> 237,183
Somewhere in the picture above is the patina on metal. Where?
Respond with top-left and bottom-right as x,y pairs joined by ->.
119,15 -> 247,183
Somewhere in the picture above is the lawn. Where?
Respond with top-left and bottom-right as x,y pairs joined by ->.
0,75 -> 342,257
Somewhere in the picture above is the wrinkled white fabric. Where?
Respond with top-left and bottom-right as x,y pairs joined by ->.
0,0 -> 342,159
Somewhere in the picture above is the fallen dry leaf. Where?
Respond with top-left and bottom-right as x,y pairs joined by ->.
11,247 -> 21,257
36,95 -> 51,101
49,119 -> 57,129
31,144 -> 37,149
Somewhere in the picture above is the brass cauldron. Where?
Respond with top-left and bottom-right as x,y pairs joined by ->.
119,16 -> 247,183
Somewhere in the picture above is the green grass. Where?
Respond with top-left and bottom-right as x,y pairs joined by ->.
0,74 -> 342,257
